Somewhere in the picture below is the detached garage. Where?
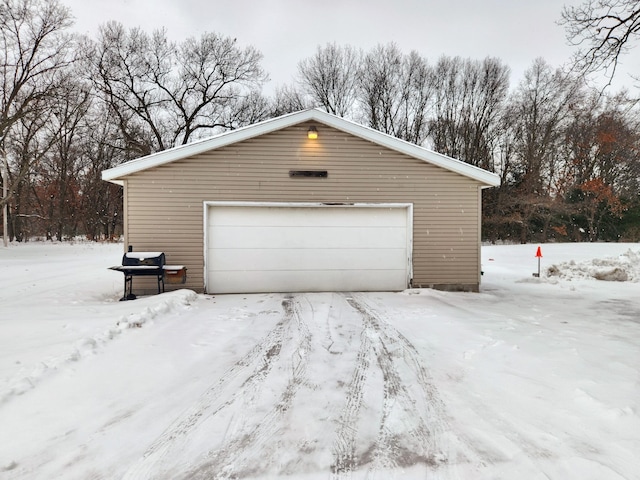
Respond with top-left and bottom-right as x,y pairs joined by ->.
102,108 -> 499,294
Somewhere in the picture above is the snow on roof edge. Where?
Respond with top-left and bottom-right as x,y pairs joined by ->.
102,108 -> 500,187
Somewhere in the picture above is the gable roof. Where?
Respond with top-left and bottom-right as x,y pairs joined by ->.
102,108 -> 501,187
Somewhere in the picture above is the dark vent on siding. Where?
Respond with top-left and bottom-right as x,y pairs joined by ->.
289,170 -> 328,178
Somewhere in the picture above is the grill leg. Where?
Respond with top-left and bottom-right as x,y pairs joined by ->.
157,274 -> 164,294
121,274 -> 136,301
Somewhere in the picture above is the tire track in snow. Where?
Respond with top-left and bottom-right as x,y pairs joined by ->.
331,294 -> 449,478
183,295 -> 312,479
122,297 -> 295,480
360,295 -> 447,469
331,309 -> 373,477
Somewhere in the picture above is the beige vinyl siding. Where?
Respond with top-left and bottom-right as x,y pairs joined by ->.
121,121 -> 483,293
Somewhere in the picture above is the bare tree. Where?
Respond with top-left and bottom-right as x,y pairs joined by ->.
89,22 -> 268,155
0,0 -> 74,210
270,83 -> 310,116
429,56 -> 510,170
561,90 -> 640,194
561,0 -> 640,85
224,90 -> 272,128
77,103 -> 124,240
297,43 -> 361,117
35,75 -> 91,240
491,59 -> 584,242
359,43 -> 433,144
507,59 -> 583,195
4,107 -> 56,240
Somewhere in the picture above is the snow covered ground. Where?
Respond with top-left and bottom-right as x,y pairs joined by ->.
0,241 -> 639,479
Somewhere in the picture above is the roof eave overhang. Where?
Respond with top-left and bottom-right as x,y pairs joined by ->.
102,108 -> 501,188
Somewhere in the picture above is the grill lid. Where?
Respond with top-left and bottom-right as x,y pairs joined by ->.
122,251 -> 165,267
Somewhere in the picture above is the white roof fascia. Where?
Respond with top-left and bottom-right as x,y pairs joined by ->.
102,108 -> 500,187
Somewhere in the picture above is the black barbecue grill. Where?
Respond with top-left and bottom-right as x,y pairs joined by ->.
109,250 -> 186,301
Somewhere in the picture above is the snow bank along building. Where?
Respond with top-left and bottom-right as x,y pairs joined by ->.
102,109 -> 500,294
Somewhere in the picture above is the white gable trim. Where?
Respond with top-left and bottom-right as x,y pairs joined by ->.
102,109 -> 500,187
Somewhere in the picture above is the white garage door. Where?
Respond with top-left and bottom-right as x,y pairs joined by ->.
205,203 -> 411,294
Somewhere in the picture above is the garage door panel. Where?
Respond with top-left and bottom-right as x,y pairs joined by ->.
209,206 -> 407,227
208,269 -> 408,294
208,248 -> 408,272
207,225 -> 407,249
206,204 -> 410,293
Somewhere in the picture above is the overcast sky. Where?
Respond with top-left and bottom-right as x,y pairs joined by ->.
63,0 -> 639,92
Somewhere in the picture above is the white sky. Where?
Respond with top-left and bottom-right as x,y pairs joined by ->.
63,0 -> 639,93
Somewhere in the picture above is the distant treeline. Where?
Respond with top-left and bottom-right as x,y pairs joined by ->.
1,0 -> 639,242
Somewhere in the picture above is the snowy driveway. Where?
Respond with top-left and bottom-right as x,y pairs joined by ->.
120,293 -> 449,479
1,242 -> 640,479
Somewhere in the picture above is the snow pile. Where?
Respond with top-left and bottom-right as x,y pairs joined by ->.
546,248 -> 640,282
115,289 -> 197,329
0,289 -> 197,405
